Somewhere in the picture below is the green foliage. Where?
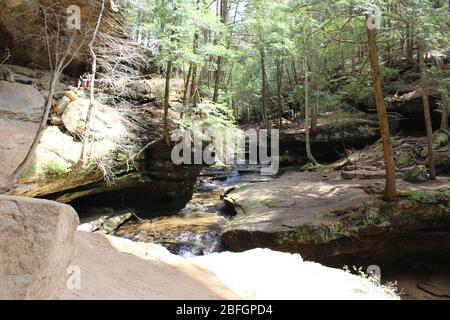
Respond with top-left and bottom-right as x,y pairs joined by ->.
46,163 -> 71,175
21,162 -> 71,179
279,221 -> 345,244
339,81 -> 374,106
176,100 -> 237,132
408,188 -> 450,213
121,0 -> 449,127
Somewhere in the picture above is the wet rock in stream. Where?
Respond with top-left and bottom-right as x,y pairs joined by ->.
114,214 -> 226,257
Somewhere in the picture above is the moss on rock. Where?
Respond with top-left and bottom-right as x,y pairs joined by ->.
402,165 -> 428,183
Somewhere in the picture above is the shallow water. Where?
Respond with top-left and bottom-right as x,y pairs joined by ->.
114,164 -> 272,257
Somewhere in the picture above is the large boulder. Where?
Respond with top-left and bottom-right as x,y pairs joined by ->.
62,99 -> 126,140
0,195 -> 79,299
0,81 -> 45,187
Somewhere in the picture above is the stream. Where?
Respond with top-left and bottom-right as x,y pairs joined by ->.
107,164 -> 273,257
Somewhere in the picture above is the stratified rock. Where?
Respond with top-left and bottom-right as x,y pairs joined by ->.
402,165 -> 428,183
279,117 -> 380,162
0,195 -> 79,299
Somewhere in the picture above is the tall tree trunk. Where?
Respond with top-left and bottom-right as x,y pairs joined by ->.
367,20 -> 396,201
292,61 -> 299,85
304,53 -> 318,166
276,56 -> 283,129
260,47 -> 269,129
418,41 -> 436,180
212,0 -> 227,103
435,57 -> 450,132
440,93 -> 450,132
406,23 -> 413,61
213,55 -> 223,103
80,0 -> 105,168
164,60 -> 173,146
182,63 -> 193,115
285,63 -> 293,90
190,32 -> 199,104
311,84 -> 319,133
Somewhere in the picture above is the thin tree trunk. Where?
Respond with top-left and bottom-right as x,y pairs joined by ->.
212,0 -> 227,103
440,93 -> 450,132
190,32 -> 199,104
435,57 -> 450,132
311,84 -> 319,133
406,23 -> 413,61
164,60 -> 173,146
190,65 -> 199,104
213,55 -> 223,103
292,61 -> 299,85
181,62 -> 193,118
304,53 -> 318,166
285,63 -> 293,90
418,41 -> 436,180
260,47 -> 269,129
80,0 -> 105,168
276,56 -> 283,129
367,20 -> 396,201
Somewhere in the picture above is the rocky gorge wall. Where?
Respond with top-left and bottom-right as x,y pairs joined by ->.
0,0 -> 121,74
0,63 -> 201,211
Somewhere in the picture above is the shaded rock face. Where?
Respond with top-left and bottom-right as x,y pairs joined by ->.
223,198 -> 450,267
0,0 -> 120,73
65,140 -> 203,211
279,118 -> 380,164
389,99 -> 443,133
0,195 -> 79,299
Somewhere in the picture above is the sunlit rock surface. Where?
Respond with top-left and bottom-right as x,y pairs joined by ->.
62,232 -> 398,300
